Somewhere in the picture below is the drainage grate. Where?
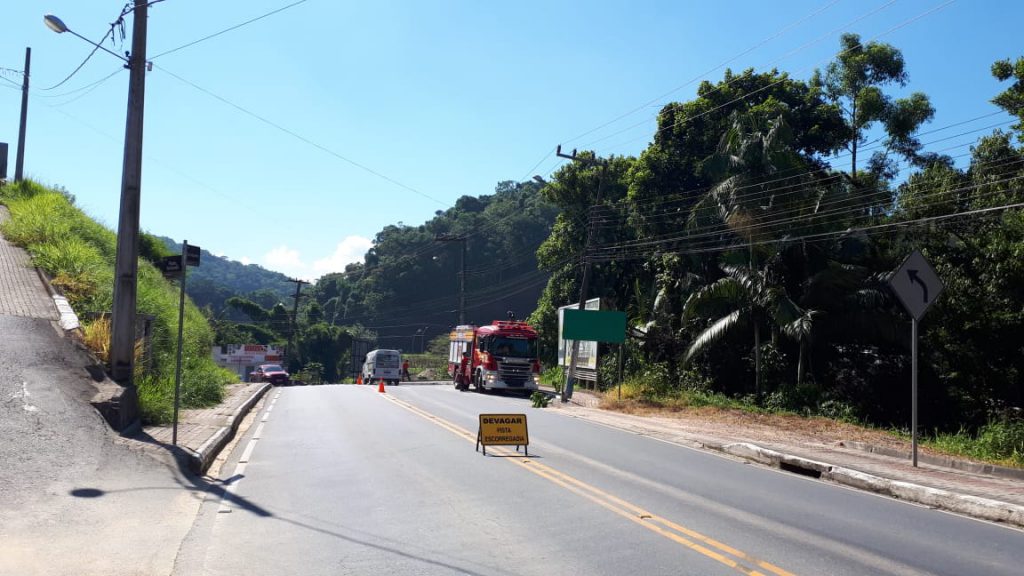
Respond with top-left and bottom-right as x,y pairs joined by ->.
780,461 -> 822,479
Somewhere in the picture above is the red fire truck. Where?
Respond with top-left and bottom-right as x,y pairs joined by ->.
448,320 -> 541,393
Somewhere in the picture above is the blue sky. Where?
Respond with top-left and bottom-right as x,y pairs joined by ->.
2,1 -> 1021,280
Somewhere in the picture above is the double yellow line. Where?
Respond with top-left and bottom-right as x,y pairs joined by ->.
380,393 -> 796,576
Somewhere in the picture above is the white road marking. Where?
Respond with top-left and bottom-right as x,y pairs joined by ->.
238,439 -> 257,464
9,382 -> 39,412
217,461 -> 247,513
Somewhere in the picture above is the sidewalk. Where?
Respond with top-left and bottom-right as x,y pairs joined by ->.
137,381 -> 271,474
0,206 -> 58,321
548,387 -> 1024,528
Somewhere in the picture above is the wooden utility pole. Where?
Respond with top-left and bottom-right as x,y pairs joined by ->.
287,278 -> 308,367
110,0 -> 149,387
14,47 -> 30,181
557,145 -> 608,402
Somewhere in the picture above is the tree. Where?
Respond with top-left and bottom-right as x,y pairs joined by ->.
812,33 -> 934,187
992,56 -> 1024,138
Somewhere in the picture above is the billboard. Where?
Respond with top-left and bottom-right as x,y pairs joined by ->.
211,344 -> 286,379
557,298 -> 600,372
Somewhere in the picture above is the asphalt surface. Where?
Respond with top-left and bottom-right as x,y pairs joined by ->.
1,209 -> 213,576
0,315 -> 207,576
174,384 -> 1024,576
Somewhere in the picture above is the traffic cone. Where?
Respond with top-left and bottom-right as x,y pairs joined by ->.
378,379 -> 386,393
356,374 -> 362,385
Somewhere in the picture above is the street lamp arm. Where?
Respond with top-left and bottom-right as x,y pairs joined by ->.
43,14 -> 130,63
68,29 -> 130,63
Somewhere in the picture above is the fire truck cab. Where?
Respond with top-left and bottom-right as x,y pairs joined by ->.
449,320 -> 540,393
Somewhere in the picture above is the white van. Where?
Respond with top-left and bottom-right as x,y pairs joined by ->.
362,349 -> 402,386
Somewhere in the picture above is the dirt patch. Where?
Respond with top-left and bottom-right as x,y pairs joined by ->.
600,397 -> 917,453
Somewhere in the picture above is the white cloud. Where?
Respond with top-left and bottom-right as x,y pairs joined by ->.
263,246 -> 308,278
239,256 -> 252,265
312,236 -> 373,274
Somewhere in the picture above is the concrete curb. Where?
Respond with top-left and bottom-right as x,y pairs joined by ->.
34,266 -> 82,332
187,383 -> 271,475
839,440 -> 1024,481
713,442 -> 1024,529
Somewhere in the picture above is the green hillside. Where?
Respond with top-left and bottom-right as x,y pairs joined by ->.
0,181 -> 237,424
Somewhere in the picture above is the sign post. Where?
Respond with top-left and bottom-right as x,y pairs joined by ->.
476,414 -> 529,456
167,241 -> 200,446
888,250 -> 943,467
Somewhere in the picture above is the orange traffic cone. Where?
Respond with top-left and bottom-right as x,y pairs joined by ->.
356,374 -> 362,385
378,379 -> 386,393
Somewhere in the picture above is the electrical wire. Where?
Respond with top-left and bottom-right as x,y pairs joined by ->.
154,64 -> 449,207
150,0 -> 310,60
586,0 -> 958,154
40,4 -> 130,91
590,157 -> 1024,255
591,175 -> 1024,261
561,0 -> 852,146
586,110 -> 1014,221
34,68 -> 124,99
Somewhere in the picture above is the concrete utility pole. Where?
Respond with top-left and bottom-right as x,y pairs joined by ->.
14,47 -> 30,182
557,145 -> 608,403
109,0 -> 149,385
287,278 -> 308,366
435,234 -> 467,325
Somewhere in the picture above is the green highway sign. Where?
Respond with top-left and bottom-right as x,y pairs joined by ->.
562,309 -> 626,344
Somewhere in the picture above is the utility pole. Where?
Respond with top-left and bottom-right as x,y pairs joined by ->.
109,0 -> 149,387
557,145 -> 608,403
14,47 -> 30,182
286,278 -> 308,367
435,234 -> 467,325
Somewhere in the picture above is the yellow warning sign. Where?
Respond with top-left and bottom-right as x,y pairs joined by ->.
476,413 -> 529,456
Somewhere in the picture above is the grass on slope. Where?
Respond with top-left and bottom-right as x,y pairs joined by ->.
0,180 -> 236,424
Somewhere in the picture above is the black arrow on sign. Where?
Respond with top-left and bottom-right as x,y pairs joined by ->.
907,269 -> 928,303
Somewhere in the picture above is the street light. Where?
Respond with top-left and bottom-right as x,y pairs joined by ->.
45,3 -> 149,404
43,15 -> 130,63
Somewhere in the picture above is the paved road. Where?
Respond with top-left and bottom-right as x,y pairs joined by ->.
174,384 -> 1024,576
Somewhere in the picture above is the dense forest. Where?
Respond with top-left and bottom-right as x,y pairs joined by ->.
524,35 -> 1024,433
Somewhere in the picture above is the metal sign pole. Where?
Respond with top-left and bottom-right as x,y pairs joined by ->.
912,317 -> 918,467
172,241 -> 188,446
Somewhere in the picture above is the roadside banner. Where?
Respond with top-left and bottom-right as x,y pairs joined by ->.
476,413 -> 529,456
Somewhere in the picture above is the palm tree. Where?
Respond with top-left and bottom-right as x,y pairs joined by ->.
682,263 -> 814,394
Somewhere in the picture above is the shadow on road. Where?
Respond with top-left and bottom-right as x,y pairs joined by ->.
71,439 -> 494,575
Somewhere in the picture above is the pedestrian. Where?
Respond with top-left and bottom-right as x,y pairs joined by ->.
456,351 -> 470,391
402,359 -> 411,382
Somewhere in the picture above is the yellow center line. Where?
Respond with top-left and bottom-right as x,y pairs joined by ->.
380,393 -> 797,576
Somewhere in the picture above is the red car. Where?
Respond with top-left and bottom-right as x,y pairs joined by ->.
249,363 -> 290,386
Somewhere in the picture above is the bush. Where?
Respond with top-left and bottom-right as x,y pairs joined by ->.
539,365 -> 564,393
931,414 -> 1024,467
530,391 -> 550,408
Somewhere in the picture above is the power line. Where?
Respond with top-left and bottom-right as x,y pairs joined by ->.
34,67 -> 123,99
591,158 -> 1024,254
587,110 -> 1014,221
562,0 -> 850,146
587,0 -> 958,155
591,176 -> 1024,261
40,5 -> 130,91
150,0 -> 310,60
154,64 -> 449,207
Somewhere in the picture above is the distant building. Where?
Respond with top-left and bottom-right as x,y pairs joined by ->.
212,344 -> 285,380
